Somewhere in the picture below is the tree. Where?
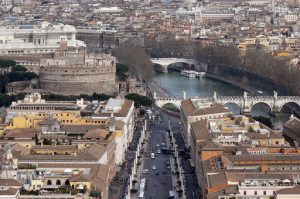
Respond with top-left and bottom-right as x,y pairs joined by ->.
125,93 -> 152,107
145,38 -> 299,95
12,65 -> 27,72
0,60 -> 16,68
113,46 -> 154,82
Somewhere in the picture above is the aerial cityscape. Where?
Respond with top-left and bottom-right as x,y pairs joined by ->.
1,0 -> 300,198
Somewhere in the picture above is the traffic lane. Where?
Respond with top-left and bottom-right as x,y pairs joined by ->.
148,133 -> 166,152
143,154 -> 173,199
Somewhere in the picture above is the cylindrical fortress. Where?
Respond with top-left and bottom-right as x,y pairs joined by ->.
39,65 -> 116,95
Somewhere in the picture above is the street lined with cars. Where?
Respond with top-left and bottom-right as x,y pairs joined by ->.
110,107 -> 197,199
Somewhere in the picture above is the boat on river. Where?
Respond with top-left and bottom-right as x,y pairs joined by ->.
180,69 -> 205,78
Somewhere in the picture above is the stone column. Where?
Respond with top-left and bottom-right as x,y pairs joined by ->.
183,91 -> 187,100
153,92 -> 157,100
273,91 -> 280,113
243,91 -> 250,114
213,91 -> 217,102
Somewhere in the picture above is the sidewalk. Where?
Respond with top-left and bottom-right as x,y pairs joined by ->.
109,123 -> 142,199
130,130 -> 149,199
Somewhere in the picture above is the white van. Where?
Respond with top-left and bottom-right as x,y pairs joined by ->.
151,153 -> 155,159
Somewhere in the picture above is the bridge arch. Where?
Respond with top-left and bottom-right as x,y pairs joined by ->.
151,58 -> 199,73
250,102 -> 272,117
155,99 -> 182,108
280,101 -> 300,113
224,102 -> 241,115
153,61 -> 195,72
161,102 -> 181,112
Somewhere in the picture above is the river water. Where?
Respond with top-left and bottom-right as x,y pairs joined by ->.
153,70 -> 291,129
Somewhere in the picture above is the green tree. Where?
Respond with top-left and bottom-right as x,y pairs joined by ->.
125,93 -> 152,107
12,65 -> 28,72
0,60 -> 16,68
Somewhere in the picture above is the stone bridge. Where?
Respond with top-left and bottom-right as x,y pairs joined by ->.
154,91 -> 300,114
151,58 -> 200,73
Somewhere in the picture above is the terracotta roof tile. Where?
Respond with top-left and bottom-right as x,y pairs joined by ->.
70,173 -> 92,182
83,129 -> 110,140
191,120 -> 209,141
276,186 -> 300,195
284,117 -> 300,132
207,171 -> 228,189
0,187 -> 18,196
0,179 -> 22,187
4,128 -> 37,139
181,99 -> 196,115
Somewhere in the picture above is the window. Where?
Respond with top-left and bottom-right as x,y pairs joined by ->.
243,191 -> 246,195
254,191 -> 257,195
56,180 -> 61,185
263,191 -> 266,195
47,180 -> 52,185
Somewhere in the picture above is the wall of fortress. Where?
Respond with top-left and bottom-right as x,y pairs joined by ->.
39,66 -> 116,95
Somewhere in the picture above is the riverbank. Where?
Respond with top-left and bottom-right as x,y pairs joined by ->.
164,68 -> 268,95
204,73 -> 263,95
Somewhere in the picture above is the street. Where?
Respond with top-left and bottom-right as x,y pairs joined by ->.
141,126 -> 173,199
109,108 -> 200,199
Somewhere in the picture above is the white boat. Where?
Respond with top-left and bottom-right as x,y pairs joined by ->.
180,70 -> 205,78
180,70 -> 197,78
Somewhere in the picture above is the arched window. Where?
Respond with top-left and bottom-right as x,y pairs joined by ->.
65,180 -> 70,186
47,180 -> 52,185
56,180 -> 61,185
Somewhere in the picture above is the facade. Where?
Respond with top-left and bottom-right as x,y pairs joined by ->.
5,94 -> 134,165
0,21 -> 85,55
187,110 -> 289,199
6,93 -> 85,120
38,43 -> 116,95
180,99 -> 230,147
81,98 -> 135,165
0,127 -> 117,198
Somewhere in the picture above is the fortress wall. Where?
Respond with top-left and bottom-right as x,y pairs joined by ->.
39,66 -> 116,95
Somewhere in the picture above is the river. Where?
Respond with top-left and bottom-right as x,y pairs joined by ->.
153,70 -> 291,129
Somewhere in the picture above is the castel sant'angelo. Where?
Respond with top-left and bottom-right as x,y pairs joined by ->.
39,42 -> 116,95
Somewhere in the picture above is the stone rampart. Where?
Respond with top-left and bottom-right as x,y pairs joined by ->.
39,66 -> 115,95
